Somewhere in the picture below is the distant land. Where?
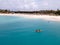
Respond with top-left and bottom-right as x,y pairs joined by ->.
0,9 -> 60,15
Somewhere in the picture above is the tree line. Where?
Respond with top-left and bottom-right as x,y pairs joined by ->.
0,9 -> 60,15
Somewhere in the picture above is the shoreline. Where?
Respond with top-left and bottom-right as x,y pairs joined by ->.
0,13 -> 60,21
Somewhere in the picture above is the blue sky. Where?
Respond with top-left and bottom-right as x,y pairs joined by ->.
0,0 -> 60,11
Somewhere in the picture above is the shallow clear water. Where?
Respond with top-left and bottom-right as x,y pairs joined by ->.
0,16 -> 60,45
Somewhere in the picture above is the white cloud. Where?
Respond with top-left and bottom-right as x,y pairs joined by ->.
24,4 -> 30,9
43,2 -> 48,6
0,0 -> 60,10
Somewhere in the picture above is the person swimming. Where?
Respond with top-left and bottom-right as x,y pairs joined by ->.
35,29 -> 41,32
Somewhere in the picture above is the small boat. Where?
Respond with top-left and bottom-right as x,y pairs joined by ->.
35,29 -> 41,32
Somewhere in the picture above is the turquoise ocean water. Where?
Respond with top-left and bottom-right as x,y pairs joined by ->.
0,16 -> 60,45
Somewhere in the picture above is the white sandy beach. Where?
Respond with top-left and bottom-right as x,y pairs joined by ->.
0,13 -> 60,21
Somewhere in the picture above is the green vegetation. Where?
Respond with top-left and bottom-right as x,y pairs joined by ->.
55,9 -> 60,15
0,9 -> 60,15
0,9 -> 11,13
